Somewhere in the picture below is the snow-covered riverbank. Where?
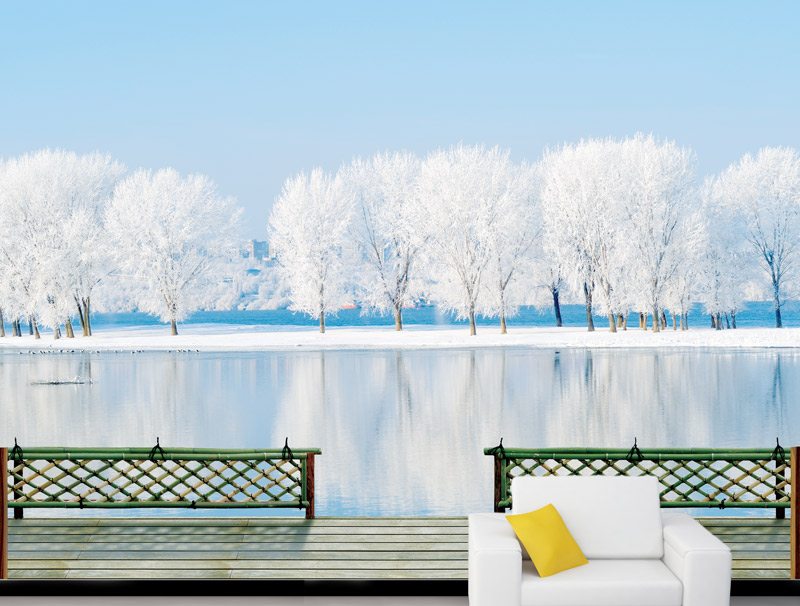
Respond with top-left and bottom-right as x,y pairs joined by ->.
0,324 -> 799,352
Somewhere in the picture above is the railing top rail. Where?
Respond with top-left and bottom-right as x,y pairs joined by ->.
6,447 -> 321,461
484,447 -> 779,460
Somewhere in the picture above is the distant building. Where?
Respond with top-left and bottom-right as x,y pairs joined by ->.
243,239 -> 269,261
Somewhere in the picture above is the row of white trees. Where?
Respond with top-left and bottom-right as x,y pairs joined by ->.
0,150 -> 242,338
2,139 -> 798,338
269,136 -> 800,334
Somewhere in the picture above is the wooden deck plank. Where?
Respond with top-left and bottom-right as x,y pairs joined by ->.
8,517 -> 467,527
9,525 -> 468,538
10,535 -> 469,545
6,516 -> 792,582
11,559 -> 468,570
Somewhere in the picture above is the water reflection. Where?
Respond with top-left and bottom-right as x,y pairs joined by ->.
0,348 -> 798,515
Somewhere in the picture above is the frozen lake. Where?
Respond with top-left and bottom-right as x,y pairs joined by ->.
1,347 -> 799,515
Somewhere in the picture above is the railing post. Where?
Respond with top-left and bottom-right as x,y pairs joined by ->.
1,447 -> 9,580
12,451 -> 22,520
777,455 -> 787,519
305,453 -> 315,520
792,446 -> 799,580
493,455 -> 503,513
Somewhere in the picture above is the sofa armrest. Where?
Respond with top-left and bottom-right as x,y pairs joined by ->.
468,513 -> 522,606
661,513 -> 731,606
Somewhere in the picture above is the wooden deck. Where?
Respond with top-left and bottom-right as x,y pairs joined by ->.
4,516 -> 791,581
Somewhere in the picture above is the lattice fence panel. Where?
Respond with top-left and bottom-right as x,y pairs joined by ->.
6,457 -> 304,507
502,455 -> 791,508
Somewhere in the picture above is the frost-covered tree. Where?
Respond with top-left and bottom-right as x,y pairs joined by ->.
106,168 -> 242,335
0,153 -> 50,337
418,145 -> 513,336
65,154 -> 125,335
621,134 -> 697,333
0,150 -> 123,339
268,168 -> 354,333
714,147 -> 800,328
663,207 -> 705,330
482,162 -> 539,333
697,180 -> 750,329
541,139 -> 628,332
342,152 -> 424,330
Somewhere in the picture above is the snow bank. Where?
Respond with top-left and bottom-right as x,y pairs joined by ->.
0,324 -> 799,352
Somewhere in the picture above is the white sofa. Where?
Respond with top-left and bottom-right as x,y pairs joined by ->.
469,476 -> 731,606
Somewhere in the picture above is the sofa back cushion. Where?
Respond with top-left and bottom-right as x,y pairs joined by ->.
511,475 -> 663,559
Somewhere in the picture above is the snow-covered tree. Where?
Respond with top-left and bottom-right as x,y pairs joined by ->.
482,162 -> 539,333
663,207 -> 705,330
342,151 -> 424,330
268,168 -> 355,333
65,153 -> 125,335
418,144 -> 513,336
0,150 -> 123,339
621,134 -> 697,333
0,152 -> 50,337
540,138 -> 628,332
106,168 -> 242,335
713,147 -> 800,328
697,180 -> 750,329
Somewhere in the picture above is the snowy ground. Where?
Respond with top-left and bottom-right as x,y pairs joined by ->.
0,324 -> 799,352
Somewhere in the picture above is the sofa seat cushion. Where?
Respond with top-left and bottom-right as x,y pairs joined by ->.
520,559 -> 682,606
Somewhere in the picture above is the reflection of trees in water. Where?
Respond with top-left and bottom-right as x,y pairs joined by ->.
771,354 -> 786,432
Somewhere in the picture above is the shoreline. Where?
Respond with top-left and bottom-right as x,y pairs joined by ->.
1,324 -> 799,352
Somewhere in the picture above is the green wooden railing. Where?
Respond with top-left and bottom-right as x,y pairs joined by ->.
485,445 -> 793,513
0,444 -> 318,580
2,445 -> 320,516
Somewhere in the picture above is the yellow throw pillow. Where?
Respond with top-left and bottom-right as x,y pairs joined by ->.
506,503 -> 588,577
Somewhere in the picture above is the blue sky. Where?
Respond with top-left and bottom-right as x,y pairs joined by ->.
1,1 -> 798,237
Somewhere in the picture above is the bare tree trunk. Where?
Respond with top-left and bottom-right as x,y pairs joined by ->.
660,311 -> 667,330
552,287 -> 563,327
652,307 -> 660,333
28,318 -> 33,336
170,319 -> 178,336
53,325 -> 60,340
773,280 -> 783,328
499,291 -> 507,334
682,312 -> 689,330
672,313 -> 678,330
32,318 -> 40,339
0,309 -> 4,337
583,282 -> 594,332
639,312 -> 645,330
12,320 -> 19,337
65,319 -> 75,338
616,314 -> 624,328
731,311 -> 737,329
715,312 -> 722,331
393,306 -> 403,331
319,311 -> 325,334
469,307 -> 477,336
622,314 -> 628,330
83,297 -> 92,336
75,296 -> 87,336
710,314 -> 716,329
724,312 -> 731,329
607,313 -> 617,333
